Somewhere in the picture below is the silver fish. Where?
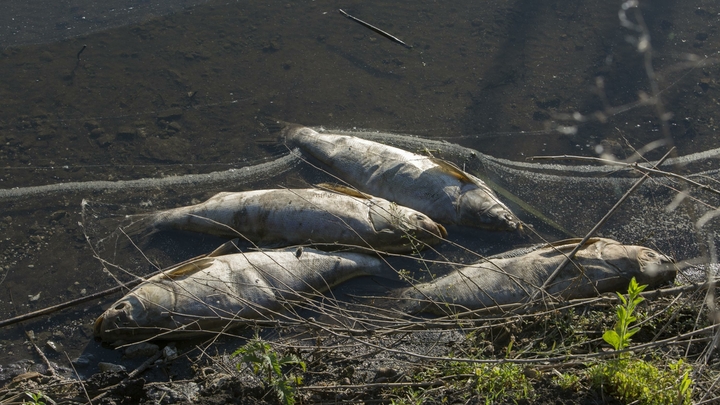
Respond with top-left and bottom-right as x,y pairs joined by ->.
398,238 -> 676,315
94,248 -> 386,345
268,121 -> 519,231
125,188 -> 446,253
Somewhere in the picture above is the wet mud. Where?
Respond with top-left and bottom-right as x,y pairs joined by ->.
1,0 -> 719,403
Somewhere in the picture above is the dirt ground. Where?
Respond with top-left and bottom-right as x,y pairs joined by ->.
1,0 -> 720,403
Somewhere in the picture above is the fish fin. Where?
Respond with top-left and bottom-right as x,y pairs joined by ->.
257,115 -> 290,134
284,174 -> 312,189
207,239 -> 242,257
316,183 -> 373,199
429,157 -> 475,184
164,257 -> 216,279
546,238 -> 603,251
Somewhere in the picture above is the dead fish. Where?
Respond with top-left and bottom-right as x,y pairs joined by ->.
124,188 -> 446,253
94,247 -> 387,345
397,238 -> 676,315
265,120 -> 519,231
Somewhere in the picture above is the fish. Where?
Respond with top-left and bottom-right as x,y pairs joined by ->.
94,247 -> 387,345
265,120 -> 519,231
124,187 -> 446,253
396,238 -> 676,315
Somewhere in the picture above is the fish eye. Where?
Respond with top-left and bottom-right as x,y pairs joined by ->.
114,303 -> 126,310
646,252 -> 656,258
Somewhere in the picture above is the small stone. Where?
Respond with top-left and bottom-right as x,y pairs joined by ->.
124,343 -> 160,359
50,210 -> 67,221
45,340 -> 63,354
73,354 -> 93,367
163,345 -> 178,361
374,366 -> 401,382
167,122 -> 182,132
98,362 -> 127,373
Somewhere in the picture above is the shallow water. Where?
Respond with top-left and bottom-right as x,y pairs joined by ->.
1,0 -> 719,380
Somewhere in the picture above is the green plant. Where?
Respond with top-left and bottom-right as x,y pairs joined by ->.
473,363 -> 533,404
602,277 -> 646,352
23,392 -> 46,405
390,388 -> 425,405
232,337 -> 306,405
589,278 -> 693,404
589,358 -> 692,405
553,372 -> 581,390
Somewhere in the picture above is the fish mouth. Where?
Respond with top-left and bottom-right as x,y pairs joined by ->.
93,315 -> 105,338
94,296 -> 147,343
436,223 -> 448,238
413,216 -> 447,239
479,211 -> 518,232
639,249 -> 677,283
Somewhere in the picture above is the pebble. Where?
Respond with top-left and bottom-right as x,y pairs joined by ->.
98,362 -> 127,373
162,345 -> 178,361
72,354 -> 93,368
45,340 -> 63,354
124,343 -> 159,359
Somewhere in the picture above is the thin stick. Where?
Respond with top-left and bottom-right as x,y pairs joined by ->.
65,351 -> 92,405
526,147 -> 675,305
26,331 -> 58,379
339,9 -> 412,49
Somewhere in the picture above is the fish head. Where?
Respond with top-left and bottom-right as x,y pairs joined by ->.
592,238 -> 677,288
457,190 -> 518,231
369,201 -> 447,251
94,286 -> 174,345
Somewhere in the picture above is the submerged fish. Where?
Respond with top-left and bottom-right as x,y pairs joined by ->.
397,238 -> 676,315
125,188 -> 446,253
266,120 -> 519,231
94,247 -> 387,345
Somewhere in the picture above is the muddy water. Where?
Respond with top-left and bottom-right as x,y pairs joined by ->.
1,0 -> 719,380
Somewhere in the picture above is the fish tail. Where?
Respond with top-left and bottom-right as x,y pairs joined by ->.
257,116 -> 305,144
117,213 -> 163,245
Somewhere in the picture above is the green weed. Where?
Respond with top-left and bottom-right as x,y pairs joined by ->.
23,392 -> 46,405
473,363 -> 533,404
232,337 -> 306,405
553,372 -> 581,390
589,358 -> 692,405
602,277 -> 646,352
589,278 -> 693,405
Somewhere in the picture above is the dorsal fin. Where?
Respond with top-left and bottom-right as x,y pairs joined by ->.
316,183 -> 372,199
429,158 -> 474,184
545,238 -> 602,251
207,239 -> 242,257
163,258 -> 216,279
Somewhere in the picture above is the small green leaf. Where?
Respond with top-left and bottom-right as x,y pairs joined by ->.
603,330 -> 621,350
